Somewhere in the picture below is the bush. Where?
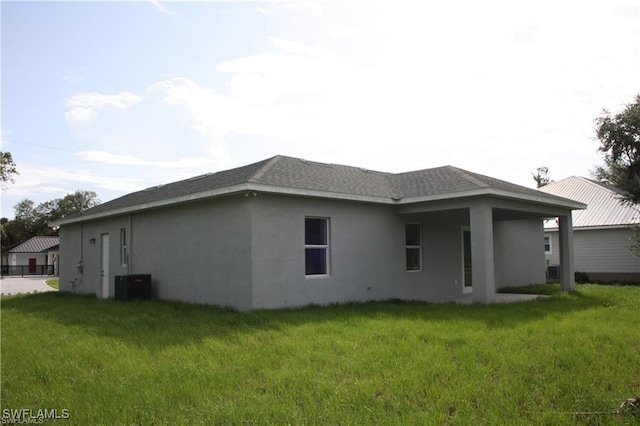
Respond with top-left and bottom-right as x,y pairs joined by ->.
575,271 -> 590,284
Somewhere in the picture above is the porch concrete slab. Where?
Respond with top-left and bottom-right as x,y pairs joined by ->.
1,276 -> 57,296
438,293 -> 549,304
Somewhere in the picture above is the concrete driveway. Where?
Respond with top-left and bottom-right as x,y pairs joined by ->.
0,276 -> 57,296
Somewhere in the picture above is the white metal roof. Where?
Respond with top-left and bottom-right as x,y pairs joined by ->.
539,176 -> 640,229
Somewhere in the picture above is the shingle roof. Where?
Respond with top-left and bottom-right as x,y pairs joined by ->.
55,155 -> 582,225
68,157 -> 275,218
8,236 -> 60,253
388,166 -> 562,199
539,176 -> 640,228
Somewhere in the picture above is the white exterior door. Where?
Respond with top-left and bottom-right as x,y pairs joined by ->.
101,234 -> 109,298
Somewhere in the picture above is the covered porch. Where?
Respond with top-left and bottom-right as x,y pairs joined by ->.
397,194 -> 584,304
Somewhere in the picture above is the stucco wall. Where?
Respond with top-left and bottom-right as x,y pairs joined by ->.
59,225 -> 81,292
131,196 -> 253,309
250,195 -> 402,309
250,196 -> 477,309
494,219 -> 546,288
59,216 -> 130,297
546,227 -> 640,275
59,196 -> 253,307
58,192 -> 549,309
398,209 -> 472,302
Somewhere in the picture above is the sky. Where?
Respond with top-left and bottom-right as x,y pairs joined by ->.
1,0 -> 639,219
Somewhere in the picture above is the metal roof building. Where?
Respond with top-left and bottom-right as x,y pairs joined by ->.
539,176 -> 640,282
539,176 -> 639,229
8,236 -> 60,253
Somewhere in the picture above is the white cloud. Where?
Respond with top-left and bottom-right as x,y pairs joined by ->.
57,0 -> 639,200
65,91 -> 142,110
75,150 -> 214,169
256,6 -> 275,15
64,91 -> 142,124
62,74 -> 83,82
148,0 -> 170,14
9,165 -> 146,197
281,1 -> 324,16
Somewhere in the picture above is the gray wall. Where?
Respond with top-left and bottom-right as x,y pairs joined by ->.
59,195 -> 253,309
59,216 -> 130,297
250,198 -> 483,309
131,196 -> 253,309
397,209 -> 471,302
58,192 -> 548,309
59,225 -> 81,293
494,219 -> 546,288
250,195 -> 404,309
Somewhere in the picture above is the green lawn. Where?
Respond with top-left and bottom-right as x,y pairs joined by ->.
45,278 -> 59,290
1,285 -> 639,425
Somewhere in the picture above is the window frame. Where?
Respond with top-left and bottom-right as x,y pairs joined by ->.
405,223 -> 422,272
305,217 -> 330,278
120,228 -> 128,266
544,234 -> 552,255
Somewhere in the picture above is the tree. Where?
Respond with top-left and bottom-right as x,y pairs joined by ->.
1,190 -> 101,245
594,94 -> 640,204
53,190 -> 101,219
0,151 -> 19,185
595,94 -> 640,257
532,166 -> 552,188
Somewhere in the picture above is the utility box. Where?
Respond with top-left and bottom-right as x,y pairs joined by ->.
546,265 -> 560,280
115,274 -> 152,301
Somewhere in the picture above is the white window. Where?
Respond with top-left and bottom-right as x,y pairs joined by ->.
305,217 -> 329,276
406,223 -> 422,271
544,234 -> 552,254
120,228 -> 128,266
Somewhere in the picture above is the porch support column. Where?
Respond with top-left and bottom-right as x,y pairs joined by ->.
558,213 -> 575,292
470,200 -> 495,304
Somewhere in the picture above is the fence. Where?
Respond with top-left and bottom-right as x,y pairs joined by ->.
1,265 -> 55,277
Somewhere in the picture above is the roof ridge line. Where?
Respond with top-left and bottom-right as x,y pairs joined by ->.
449,166 -> 490,189
248,155 -> 282,183
384,174 -> 404,201
580,176 -> 625,195
562,176 -> 626,197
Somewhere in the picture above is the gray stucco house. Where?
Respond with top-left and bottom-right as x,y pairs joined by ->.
52,155 -> 584,310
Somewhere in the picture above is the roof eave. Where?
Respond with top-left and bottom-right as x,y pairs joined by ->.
51,183 -> 255,226
398,188 -> 587,210
51,183 -> 397,226
545,224 -> 638,231
52,184 -> 586,227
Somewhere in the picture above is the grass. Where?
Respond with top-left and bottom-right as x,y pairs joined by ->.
499,282 -> 564,295
45,278 -> 59,290
1,285 -> 639,425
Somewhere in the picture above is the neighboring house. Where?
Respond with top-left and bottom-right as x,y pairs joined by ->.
2,236 -> 60,276
539,176 -> 640,283
51,155 -> 584,310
